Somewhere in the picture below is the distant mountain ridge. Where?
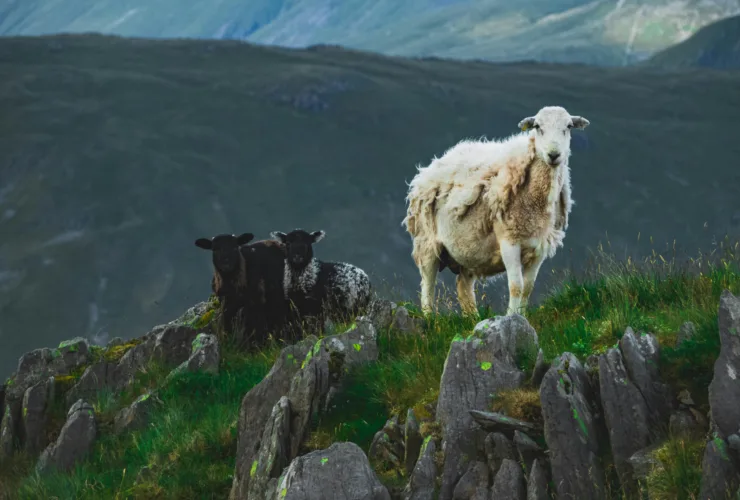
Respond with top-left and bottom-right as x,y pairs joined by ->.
2,0 -> 740,65
648,13 -> 740,68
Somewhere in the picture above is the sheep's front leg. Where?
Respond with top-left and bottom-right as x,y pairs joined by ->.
456,270 -> 479,318
521,251 -> 546,313
500,240 -> 524,316
413,242 -> 440,315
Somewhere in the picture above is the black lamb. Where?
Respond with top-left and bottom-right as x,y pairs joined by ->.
194,232 -> 293,347
270,229 -> 372,331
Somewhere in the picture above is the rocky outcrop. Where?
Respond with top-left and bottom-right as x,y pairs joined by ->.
114,391 -> 162,434
540,352 -> 605,499
21,376 -> 55,456
167,333 -> 221,380
272,442 -> 390,500
700,290 -> 740,498
230,337 -> 317,499
435,314 -> 537,498
37,399 -> 97,474
403,437 -> 438,500
246,396 -> 293,500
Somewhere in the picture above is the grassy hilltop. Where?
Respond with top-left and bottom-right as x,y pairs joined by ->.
1,238 -> 738,499
1,33 -> 740,383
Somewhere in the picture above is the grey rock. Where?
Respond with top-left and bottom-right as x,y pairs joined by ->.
285,339 -> 331,460
110,336 -> 157,392
405,408 -> 423,475
37,399 -> 97,474
21,377 -> 55,456
392,306 -> 423,334
168,333 -> 221,380
628,445 -> 662,481
403,437 -> 438,500
469,411 -> 539,437
485,432 -> 515,477
676,321 -> 697,346
107,337 -> 125,348
472,314 -> 540,368
367,298 -> 395,332
530,349 -> 549,388
151,324 -> 200,367
491,458 -> 526,500
65,361 -> 114,407
709,290 -> 740,438
247,396 -> 292,500
0,399 -> 20,461
619,328 -> 672,438
526,458 -> 550,500
452,461 -> 489,500
513,430 -> 542,474
540,352 -> 605,500
230,337 -> 316,499
669,409 -> 707,439
272,442 -> 390,500
699,433 -> 740,500
598,346 -> 651,496
323,317 -> 379,367
436,320 -> 531,498
113,392 -> 161,434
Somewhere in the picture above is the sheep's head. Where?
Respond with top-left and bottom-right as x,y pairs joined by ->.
194,233 -> 254,274
518,106 -> 589,168
270,229 -> 325,269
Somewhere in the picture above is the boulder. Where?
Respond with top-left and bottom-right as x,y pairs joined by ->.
540,353 -> 605,499
272,442 -> 390,500
37,399 -> 97,474
435,315 -> 535,498
403,437 -> 438,500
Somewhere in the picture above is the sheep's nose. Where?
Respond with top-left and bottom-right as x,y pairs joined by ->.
548,151 -> 560,162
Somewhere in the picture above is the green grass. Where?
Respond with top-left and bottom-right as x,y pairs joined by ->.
1,239 -> 739,498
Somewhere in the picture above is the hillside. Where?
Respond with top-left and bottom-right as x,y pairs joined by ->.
2,0 -> 740,65
2,33 -> 740,382
1,244 -> 739,498
648,13 -> 740,68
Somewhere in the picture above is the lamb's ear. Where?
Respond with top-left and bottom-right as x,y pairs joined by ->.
194,238 -> 212,250
310,230 -> 326,243
236,233 -> 254,245
518,117 -> 536,131
570,116 -> 590,129
270,231 -> 287,243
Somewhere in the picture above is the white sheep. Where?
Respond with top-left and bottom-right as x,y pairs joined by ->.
402,105 -> 590,317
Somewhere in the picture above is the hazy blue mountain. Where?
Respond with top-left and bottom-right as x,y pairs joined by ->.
647,13 -> 740,67
1,34 -> 740,380
2,0 -> 740,65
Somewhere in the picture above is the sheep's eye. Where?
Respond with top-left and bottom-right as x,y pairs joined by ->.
567,123 -> 573,129
534,124 -> 540,130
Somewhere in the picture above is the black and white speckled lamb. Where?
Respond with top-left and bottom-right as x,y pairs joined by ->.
270,229 -> 372,329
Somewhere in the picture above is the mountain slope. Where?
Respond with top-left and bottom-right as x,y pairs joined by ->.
2,0 -> 740,65
1,34 -> 740,381
647,13 -> 740,68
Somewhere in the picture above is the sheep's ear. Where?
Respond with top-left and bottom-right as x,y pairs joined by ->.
310,230 -> 326,243
236,233 -> 254,245
570,116 -> 590,129
518,117 -> 536,131
195,238 -> 212,250
270,231 -> 287,243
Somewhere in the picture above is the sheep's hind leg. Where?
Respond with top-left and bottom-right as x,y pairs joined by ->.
521,251 -> 546,314
413,244 -> 440,315
455,270 -> 479,318
500,240 -> 525,316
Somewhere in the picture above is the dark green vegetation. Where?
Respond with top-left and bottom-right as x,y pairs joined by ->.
648,14 -> 740,69
2,33 -> 740,382
2,0 -> 739,65
1,239 -> 738,499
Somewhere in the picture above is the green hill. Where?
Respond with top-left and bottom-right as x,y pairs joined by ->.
648,14 -> 740,69
2,0 -> 740,65
1,33 -> 740,382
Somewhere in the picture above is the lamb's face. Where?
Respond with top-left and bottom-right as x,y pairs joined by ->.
270,229 -> 326,269
194,233 -> 254,274
518,106 -> 590,168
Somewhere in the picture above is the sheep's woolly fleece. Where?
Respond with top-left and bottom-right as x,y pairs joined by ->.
283,259 -> 371,312
404,131 -> 538,233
